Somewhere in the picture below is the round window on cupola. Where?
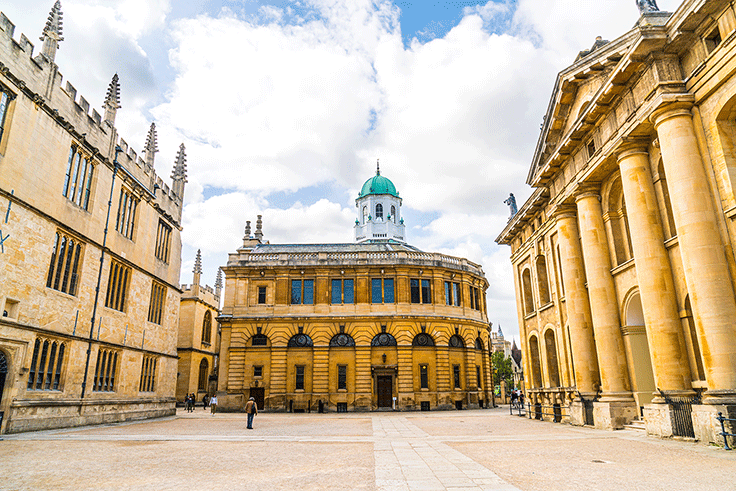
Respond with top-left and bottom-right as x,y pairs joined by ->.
376,203 -> 383,219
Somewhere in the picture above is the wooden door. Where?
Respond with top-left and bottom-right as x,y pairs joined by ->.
250,387 -> 265,410
377,376 -> 392,408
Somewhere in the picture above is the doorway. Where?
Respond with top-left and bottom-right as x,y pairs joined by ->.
625,293 -> 656,413
0,350 -> 7,407
250,387 -> 265,410
377,376 -> 393,408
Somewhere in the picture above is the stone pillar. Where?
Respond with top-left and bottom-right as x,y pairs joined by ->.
554,209 -> 600,425
653,107 -> 736,404
576,190 -> 637,429
617,147 -> 692,396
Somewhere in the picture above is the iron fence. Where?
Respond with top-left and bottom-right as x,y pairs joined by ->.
716,412 -> 736,450
658,389 -> 700,438
510,401 -> 564,422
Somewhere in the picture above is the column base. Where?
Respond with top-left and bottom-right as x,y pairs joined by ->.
643,402 -> 674,437
691,404 -> 736,446
593,400 -> 638,430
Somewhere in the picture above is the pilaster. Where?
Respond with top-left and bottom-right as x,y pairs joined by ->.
354,346 -> 372,409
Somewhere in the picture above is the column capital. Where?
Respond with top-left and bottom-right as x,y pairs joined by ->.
650,103 -> 694,130
550,204 -> 576,220
616,139 -> 650,162
574,182 -> 602,203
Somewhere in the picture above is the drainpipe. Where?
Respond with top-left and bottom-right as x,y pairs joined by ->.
80,146 -> 122,401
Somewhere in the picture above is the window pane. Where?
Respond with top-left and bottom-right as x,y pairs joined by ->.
383,279 -> 394,303
338,365 -> 347,390
0,91 -> 9,143
343,279 -> 354,304
331,279 -> 342,304
410,279 -> 420,303
420,365 -> 428,389
421,279 -> 431,304
303,279 -> 314,305
296,366 -> 305,390
453,283 -> 460,306
372,278 -> 382,303
291,280 -> 302,304
445,282 -> 451,305
258,286 -> 267,304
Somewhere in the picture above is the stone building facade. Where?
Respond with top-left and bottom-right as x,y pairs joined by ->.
496,0 -> 736,445
176,250 -> 221,404
0,3 -> 184,433
218,172 -> 492,412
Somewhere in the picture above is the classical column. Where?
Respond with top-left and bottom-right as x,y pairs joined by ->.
653,107 -> 736,402
617,147 -> 692,396
554,209 -> 600,396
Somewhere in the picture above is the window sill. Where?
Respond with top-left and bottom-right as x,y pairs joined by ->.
539,302 -> 555,313
523,311 -> 537,320
337,388 -> 347,393
201,342 -> 211,347
420,387 -> 429,392
295,389 -> 305,393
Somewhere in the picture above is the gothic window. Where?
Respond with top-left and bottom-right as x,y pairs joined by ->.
198,358 -> 209,392
371,332 -> 397,347
449,335 -> 464,348
0,350 -> 7,404
105,260 -> 131,312
288,333 -> 314,348
363,206 -> 368,224
375,203 -> 383,219
251,333 -> 269,346
329,333 -> 356,347
412,333 -> 435,347
0,87 -> 14,147
291,279 -> 314,305
148,281 -> 166,325
62,145 -> 95,210
46,231 -> 83,296
155,220 -> 172,263
93,349 -> 118,392
332,279 -> 354,304
27,338 -> 65,391
139,355 -> 157,392
201,310 -> 212,344
391,205 -> 396,223
115,188 -> 138,240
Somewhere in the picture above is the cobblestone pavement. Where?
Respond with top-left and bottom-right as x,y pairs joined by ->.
1,407 -> 734,490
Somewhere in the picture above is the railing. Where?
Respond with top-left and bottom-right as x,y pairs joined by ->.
716,412 -> 736,450
509,400 -> 527,417
509,401 -> 564,422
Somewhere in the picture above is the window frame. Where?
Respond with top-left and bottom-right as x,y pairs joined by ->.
105,260 -> 131,312
295,365 -> 305,390
147,281 -> 166,325
257,286 -> 267,304
62,145 -> 95,210
0,86 -> 15,149
331,279 -> 354,304
291,279 -> 315,305
337,364 -> 347,390
46,230 -> 84,296
115,187 -> 139,240
154,219 -> 172,263
453,364 -> 461,389
420,364 -> 429,389
93,349 -> 119,392
26,338 -> 66,391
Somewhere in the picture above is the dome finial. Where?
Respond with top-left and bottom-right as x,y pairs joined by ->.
376,158 -> 380,176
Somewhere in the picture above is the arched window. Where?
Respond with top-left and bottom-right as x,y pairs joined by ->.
544,329 -> 560,387
448,335 -> 465,348
251,333 -> 268,346
202,310 -> 212,344
287,333 -> 314,347
371,332 -> 397,346
536,255 -> 551,305
391,205 -> 396,223
412,333 -> 435,347
329,333 -> 356,347
362,206 -> 368,224
522,268 -> 534,314
529,335 -> 543,388
375,203 -> 383,219
198,358 -> 209,391
475,337 -> 484,350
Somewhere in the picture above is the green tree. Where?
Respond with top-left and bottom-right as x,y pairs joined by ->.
491,351 -> 514,389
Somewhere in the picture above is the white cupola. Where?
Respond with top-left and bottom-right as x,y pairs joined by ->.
354,161 -> 406,243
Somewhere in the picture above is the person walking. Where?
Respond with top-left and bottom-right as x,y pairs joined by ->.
210,394 -> 218,415
245,396 -> 258,429
202,394 -> 209,410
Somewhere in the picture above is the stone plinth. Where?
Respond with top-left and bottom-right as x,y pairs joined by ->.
593,400 -> 638,430
691,404 -> 736,446
644,403 -> 674,438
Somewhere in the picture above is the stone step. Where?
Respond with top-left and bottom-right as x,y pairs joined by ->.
625,419 -> 646,431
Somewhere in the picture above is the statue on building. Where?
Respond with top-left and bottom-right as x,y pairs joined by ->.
636,0 -> 659,14
504,193 -> 518,218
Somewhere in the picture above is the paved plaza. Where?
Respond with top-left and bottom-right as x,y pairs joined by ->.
1,406 -> 734,490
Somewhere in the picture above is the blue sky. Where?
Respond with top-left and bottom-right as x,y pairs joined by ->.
1,0 -> 683,341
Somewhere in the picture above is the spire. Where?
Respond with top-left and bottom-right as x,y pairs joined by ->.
193,249 -> 202,275
144,123 -> 158,169
40,1 -> 64,62
215,268 -> 223,298
255,215 -> 263,242
498,324 -> 503,338
171,143 -> 187,198
103,73 -> 121,125
376,158 -> 380,176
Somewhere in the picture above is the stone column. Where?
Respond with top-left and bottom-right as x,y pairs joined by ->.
653,107 -> 736,401
554,209 -> 600,425
617,147 -> 692,396
576,190 -> 637,429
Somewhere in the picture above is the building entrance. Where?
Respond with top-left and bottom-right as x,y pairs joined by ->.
377,376 -> 392,408
250,387 -> 265,410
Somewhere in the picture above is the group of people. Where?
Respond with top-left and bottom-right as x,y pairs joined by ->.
183,393 -> 218,414
510,389 -> 525,407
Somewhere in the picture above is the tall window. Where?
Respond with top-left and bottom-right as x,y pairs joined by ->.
411,279 -> 432,304
295,365 -> 305,390
420,364 -> 428,389
371,278 -> 394,303
291,279 -> 314,305
139,355 -> 157,392
331,279 -> 354,304
375,203 -> 383,219
27,338 -> 65,391
155,220 -> 172,263
115,188 -> 138,240
258,286 -> 267,304
363,206 -> 368,223
453,365 -> 461,389
390,205 -> 396,223
148,281 -> 166,325
93,349 -> 118,392
105,260 -> 131,312
338,365 -> 347,390
476,366 -> 482,389
201,310 -> 212,344
62,145 -> 94,210
46,231 -> 83,296
0,88 -> 12,145
444,281 -> 461,306
198,358 -> 209,391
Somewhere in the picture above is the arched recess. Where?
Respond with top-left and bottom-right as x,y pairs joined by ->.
362,206 -> 368,224
528,335 -> 543,389
604,175 -> 634,266
448,334 -> 464,348
655,158 -> 678,240
202,310 -> 212,344
375,203 -> 383,219
412,333 -> 435,347
521,268 -> 534,314
543,329 -> 560,387
0,349 -> 8,408
198,358 -> 209,391
330,333 -> 356,347
536,255 -> 551,305
250,333 -> 269,346
714,94 -> 736,201
683,295 -> 706,382
371,332 -> 397,346
623,291 -> 656,410
287,333 -> 314,348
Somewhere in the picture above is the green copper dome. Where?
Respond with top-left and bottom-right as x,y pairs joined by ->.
358,165 -> 399,198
